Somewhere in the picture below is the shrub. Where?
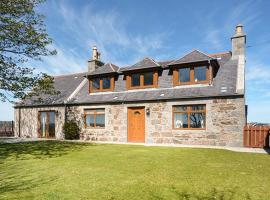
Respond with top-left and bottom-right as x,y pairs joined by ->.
63,120 -> 80,140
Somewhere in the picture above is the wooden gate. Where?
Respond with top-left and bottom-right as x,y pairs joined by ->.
243,125 -> 270,148
0,121 -> 14,137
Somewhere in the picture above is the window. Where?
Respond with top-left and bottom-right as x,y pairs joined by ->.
179,68 -> 190,83
102,77 -> 111,89
173,105 -> 206,129
84,109 -> 105,128
93,78 -> 100,90
90,77 -> 114,93
194,66 -> 207,82
127,71 -> 158,89
173,65 -> 209,85
143,72 -> 154,85
131,73 -> 140,87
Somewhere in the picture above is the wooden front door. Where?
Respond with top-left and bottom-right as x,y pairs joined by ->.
38,111 -> 56,138
128,107 -> 145,142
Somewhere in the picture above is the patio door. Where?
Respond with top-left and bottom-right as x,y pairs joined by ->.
38,111 -> 56,138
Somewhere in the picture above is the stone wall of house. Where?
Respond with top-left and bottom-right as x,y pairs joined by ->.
69,96 -> 245,147
14,106 -> 65,139
14,96 -> 245,147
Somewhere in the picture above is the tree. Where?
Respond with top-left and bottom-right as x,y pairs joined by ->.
0,0 -> 57,102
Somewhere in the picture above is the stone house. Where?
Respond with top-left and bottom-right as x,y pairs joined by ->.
14,25 -> 247,147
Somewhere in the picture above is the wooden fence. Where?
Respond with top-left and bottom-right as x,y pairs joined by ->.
0,121 -> 14,137
243,125 -> 270,148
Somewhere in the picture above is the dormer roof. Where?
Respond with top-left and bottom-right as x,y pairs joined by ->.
88,63 -> 120,76
168,49 -> 215,66
120,57 -> 161,72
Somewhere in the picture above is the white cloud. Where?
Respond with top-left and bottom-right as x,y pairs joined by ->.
47,1 -> 168,68
246,62 -> 270,83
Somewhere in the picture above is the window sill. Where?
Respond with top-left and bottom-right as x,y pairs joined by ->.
85,127 -> 105,130
174,84 -> 211,89
90,89 -> 114,93
128,85 -> 157,90
173,128 -> 206,131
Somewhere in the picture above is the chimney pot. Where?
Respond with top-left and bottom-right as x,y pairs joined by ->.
235,24 -> 244,35
92,45 -> 98,60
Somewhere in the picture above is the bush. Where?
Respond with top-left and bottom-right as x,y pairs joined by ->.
63,120 -> 80,140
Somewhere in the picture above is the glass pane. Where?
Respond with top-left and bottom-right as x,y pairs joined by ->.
131,73 -> 140,87
86,115 -> 95,127
40,112 -> 46,137
194,66 -> 207,82
191,105 -> 206,111
96,114 -> 105,127
102,77 -> 111,89
48,112 -> 55,137
174,106 -> 188,112
143,72 -> 154,85
92,78 -> 100,89
179,68 -> 190,83
174,113 -> 188,128
190,113 -> 206,128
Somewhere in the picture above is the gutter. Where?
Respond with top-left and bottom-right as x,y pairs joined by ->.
13,93 -> 244,108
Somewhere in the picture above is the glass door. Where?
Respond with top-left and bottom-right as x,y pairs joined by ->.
40,112 -> 47,137
48,112 -> 55,137
39,111 -> 56,138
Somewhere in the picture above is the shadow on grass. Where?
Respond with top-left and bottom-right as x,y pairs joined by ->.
151,186 -> 252,200
0,168 -> 58,199
0,141 -> 92,161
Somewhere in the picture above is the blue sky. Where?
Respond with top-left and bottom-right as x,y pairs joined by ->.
1,0 -> 270,122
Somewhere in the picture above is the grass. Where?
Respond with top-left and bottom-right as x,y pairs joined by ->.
0,141 -> 269,200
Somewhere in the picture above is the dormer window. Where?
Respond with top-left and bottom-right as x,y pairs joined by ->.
126,71 -> 158,90
89,77 -> 114,93
194,66 -> 207,82
173,65 -> 209,86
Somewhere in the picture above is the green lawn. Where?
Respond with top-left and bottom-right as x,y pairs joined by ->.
0,141 -> 269,200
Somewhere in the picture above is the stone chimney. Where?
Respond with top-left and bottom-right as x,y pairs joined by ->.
88,46 -> 103,73
231,24 -> 246,94
231,24 -> 246,59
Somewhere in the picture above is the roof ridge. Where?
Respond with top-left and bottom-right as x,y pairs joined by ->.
168,49 -> 214,65
167,49 -> 195,65
147,57 -> 160,66
109,63 -> 115,71
193,49 -> 215,59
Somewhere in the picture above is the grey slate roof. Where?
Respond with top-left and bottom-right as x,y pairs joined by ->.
72,52 -> 239,104
158,60 -> 174,68
18,72 -> 87,106
88,63 -> 119,76
16,50 -> 242,107
120,57 -> 161,72
168,49 -> 215,65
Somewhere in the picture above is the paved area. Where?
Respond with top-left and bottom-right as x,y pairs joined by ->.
0,137 -> 269,154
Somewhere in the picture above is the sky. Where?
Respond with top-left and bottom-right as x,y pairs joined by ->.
0,0 -> 270,123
